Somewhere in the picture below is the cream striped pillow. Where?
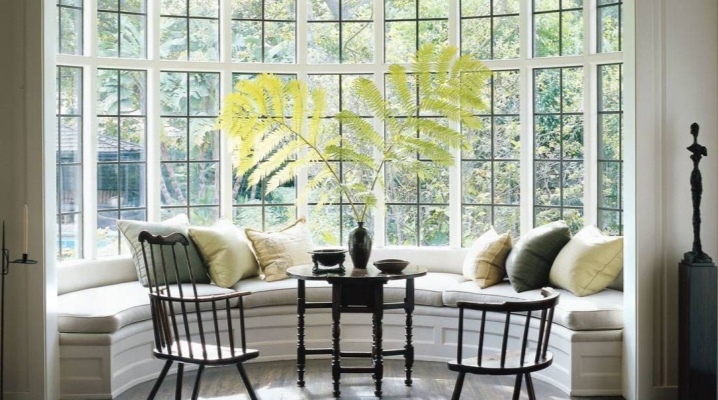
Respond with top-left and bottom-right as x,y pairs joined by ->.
244,218 -> 314,282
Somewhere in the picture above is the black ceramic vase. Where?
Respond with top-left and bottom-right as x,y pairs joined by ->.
348,222 -> 372,269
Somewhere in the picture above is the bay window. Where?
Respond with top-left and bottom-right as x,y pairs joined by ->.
55,0 -> 623,260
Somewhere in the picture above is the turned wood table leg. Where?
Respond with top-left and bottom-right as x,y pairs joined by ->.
332,283 -> 342,398
372,284 -> 384,397
296,280 -> 306,387
404,278 -> 415,386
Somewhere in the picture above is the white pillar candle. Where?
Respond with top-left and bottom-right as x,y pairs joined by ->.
23,204 -> 28,254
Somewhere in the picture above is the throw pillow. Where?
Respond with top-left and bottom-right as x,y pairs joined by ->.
505,220 -> 571,293
244,218 -> 314,282
549,225 -> 623,296
117,214 -> 210,287
188,219 -> 260,288
462,228 -> 512,288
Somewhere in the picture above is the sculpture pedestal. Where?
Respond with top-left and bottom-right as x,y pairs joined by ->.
679,261 -> 717,400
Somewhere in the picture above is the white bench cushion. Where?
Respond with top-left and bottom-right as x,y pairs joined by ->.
442,281 -> 623,331
58,281 -> 237,333
233,272 -> 467,308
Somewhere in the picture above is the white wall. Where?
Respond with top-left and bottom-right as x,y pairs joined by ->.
630,0 -> 718,398
0,0 -> 55,399
660,0 -> 718,391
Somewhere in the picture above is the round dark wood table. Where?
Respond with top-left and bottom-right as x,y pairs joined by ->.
286,264 -> 428,398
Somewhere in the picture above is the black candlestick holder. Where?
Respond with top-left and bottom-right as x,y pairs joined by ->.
1,221 -> 36,400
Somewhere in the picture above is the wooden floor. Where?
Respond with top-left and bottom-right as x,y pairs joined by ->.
116,359 -> 625,400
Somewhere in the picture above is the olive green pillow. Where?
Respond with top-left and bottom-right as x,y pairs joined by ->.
549,225 -> 623,297
188,219 -> 259,288
462,228 -> 512,288
505,220 -> 571,293
117,214 -> 210,287
245,218 -> 314,282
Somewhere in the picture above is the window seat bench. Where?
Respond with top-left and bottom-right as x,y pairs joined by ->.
57,247 -> 623,399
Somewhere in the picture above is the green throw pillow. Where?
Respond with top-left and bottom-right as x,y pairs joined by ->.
118,214 -> 209,287
549,225 -> 623,296
505,220 -> 571,293
188,219 -> 259,288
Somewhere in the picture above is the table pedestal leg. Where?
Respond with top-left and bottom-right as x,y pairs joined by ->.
296,280 -> 306,387
332,284 -> 341,398
405,278 -> 415,386
372,284 -> 384,397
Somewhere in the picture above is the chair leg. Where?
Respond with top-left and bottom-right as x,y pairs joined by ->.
237,363 -> 259,400
525,373 -> 537,400
512,373 -> 523,400
147,360 -> 172,400
174,363 -> 184,400
451,371 -> 465,400
191,365 -> 205,400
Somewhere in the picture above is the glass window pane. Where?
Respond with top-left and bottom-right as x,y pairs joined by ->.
308,22 -> 340,63
343,0 -> 372,20
97,12 -> 119,57
561,10 -> 583,56
385,0 -> 416,20
420,205 -> 449,245
342,22 -> 373,63
161,0 -> 187,15
534,12 -> 559,57
493,15 -> 520,59
160,17 -> 189,59
534,0 -> 559,12
462,205 -> 491,246
232,21 -> 262,63
59,6 -> 83,55
386,205 -> 418,246
120,13 -> 146,58
189,19 -> 219,61
385,21 -> 417,63
232,0 -> 262,19
265,21 -> 296,63
461,18 -> 491,60
189,0 -> 219,18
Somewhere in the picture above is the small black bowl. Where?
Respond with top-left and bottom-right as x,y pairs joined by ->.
310,249 -> 347,267
373,259 -> 410,274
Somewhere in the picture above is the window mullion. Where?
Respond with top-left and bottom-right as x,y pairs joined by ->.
219,0 -> 233,219
584,63 -> 598,226
83,62 -> 98,259
447,0 -> 461,248
295,0 -> 309,220
146,0 -> 162,222
519,0 -> 533,235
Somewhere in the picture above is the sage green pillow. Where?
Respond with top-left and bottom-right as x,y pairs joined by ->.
188,219 -> 259,288
505,220 -> 571,293
118,214 -> 209,287
549,225 -> 623,296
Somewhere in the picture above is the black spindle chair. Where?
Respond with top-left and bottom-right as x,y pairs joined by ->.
448,288 -> 560,400
138,231 -> 259,400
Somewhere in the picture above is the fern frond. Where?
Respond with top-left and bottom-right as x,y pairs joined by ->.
307,85 -> 326,146
386,65 -> 417,117
336,110 -> 383,149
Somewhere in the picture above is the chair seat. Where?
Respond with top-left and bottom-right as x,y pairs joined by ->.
154,339 -> 259,366
447,352 -> 553,376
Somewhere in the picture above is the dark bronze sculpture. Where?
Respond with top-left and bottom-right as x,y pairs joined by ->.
684,123 -> 713,263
